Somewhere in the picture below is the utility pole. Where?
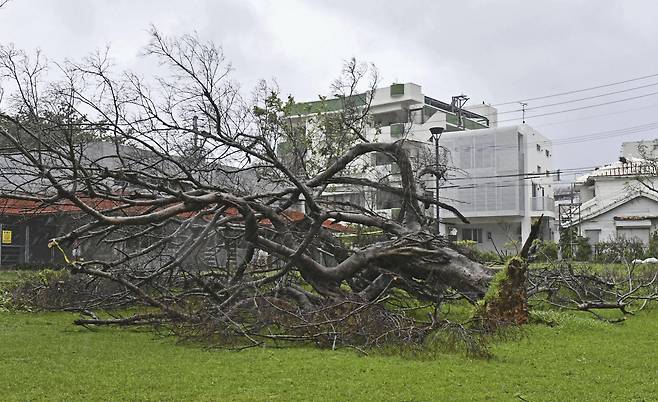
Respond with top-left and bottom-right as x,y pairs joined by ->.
569,183 -> 575,259
520,102 -> 528,123
430,127 -> 445,235
451,94 -> 469,128
192,115 -> 199,149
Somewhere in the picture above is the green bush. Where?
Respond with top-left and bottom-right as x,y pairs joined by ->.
1,269 -> 70,311
454,240 -> 501,263
532,240 -> 558,261
1,268 -> 120,311
576,239 -> 592,261
594,237 -> 646,263
647,231 -> 658,258
559,228 -> 592,261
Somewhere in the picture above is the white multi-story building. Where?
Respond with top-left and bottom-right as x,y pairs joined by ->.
289,83 -> 556,250
440,124 -> 556,251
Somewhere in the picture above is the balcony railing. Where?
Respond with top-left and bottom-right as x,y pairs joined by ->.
531,196 -> 555,212
592,162 -> 657,177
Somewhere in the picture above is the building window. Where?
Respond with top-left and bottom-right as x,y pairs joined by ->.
321,192 -> 365,208
462,228 -> 483,243
372,152 -> 395,166
375,190 -> 403,210
424,105 -> 439,121
409,108 -> 423,124
390,123 -> 404,138
390,83 -> 405,97
373,111 -> 408,126
584,229 -> 600,245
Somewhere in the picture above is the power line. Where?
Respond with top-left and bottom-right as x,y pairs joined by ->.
493,72 -> 658,106
443,178 -> 578,191
496,81 -> 658,116
534,103 -> 658,128
496,91 -> 658,124
441,121 -> 658,153
440,156 -> 652,192
461,102 -> 658,130
442,171 -> 600,190
445,166 -> 595,182
552,122 -> 658,145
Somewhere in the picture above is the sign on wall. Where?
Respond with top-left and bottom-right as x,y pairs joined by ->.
1,230 -> 12,244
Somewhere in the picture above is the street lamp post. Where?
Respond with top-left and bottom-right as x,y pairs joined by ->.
429,127 -> 444,236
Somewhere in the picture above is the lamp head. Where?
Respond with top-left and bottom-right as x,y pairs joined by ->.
429,127 -> 444,136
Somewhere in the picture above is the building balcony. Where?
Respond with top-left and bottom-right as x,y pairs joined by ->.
531,196 -> 555,212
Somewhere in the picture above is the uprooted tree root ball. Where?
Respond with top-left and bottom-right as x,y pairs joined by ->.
478,257 -> 529,328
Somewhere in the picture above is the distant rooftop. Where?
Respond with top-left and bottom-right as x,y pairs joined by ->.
286,83 -> 491,129
576,157 -> 657,183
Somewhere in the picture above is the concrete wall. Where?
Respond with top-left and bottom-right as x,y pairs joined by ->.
451,219 -> 522,252
464,103 -> 498,127
594,178 -> 642,201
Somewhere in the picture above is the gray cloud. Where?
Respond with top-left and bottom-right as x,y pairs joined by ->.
1,0 -> 658,175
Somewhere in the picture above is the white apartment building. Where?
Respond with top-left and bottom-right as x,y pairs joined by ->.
288,83 -> 556,251
440,124 -> 556,251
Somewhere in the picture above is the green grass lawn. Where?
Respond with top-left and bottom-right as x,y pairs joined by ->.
0,309 -> 656,401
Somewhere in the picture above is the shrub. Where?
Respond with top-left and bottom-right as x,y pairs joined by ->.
531,240 -> 558,262
1,269 -> 123,311
503,240 -> 520,255
575,238 -> 592,261
594,237 -> 646,263
559,228 -> 592,261
454,240 -> 501,263
647,231 -> 658,258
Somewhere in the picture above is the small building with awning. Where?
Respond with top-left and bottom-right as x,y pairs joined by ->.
0,196 -> 351,268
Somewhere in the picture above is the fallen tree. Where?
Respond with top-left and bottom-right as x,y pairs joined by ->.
0,29 -> 499,347
1,29 -> 654,352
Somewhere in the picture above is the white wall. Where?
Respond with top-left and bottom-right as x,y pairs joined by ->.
464,103 -> 498,127
520,124 -> 554,204
370,83 -> 424,107
440,125 -> 554,218
579,196 -> 658,244
593,178 -> 642,201
441,126 -> 521,217
447,218 -> 536,252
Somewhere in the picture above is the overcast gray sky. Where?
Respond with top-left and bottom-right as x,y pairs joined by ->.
1,0 -> 658,180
